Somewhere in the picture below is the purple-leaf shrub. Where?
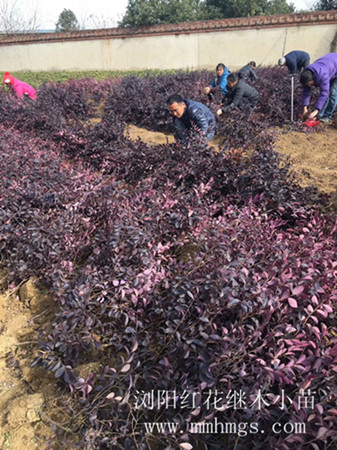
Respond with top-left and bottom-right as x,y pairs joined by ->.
0,69 -> 336,449
48,200 -> 337,449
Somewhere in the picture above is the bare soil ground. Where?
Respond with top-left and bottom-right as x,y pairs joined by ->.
0,278 -> 60,450
275,124 -> 337,196
2,123 -> 337,449
126,123 -> 337,201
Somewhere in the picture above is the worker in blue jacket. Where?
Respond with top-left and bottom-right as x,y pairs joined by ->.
204,63 -> 230,99
167,94 -> 216,142
278,50 -> 310,75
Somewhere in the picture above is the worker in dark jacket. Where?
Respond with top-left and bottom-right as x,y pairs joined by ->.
300,52 -> 337,123
217,73 -> 259,115
167,94 -> 216,142
238,61 -> 258,82
278,50 -> 310,75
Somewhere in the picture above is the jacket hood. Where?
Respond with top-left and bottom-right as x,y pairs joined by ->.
3,72 -> 14,84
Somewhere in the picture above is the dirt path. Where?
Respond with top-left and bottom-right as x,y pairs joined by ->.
275,124 -> 337,195
0,277 -> 58,450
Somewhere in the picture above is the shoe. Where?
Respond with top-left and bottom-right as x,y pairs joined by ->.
319,117 -> 332,124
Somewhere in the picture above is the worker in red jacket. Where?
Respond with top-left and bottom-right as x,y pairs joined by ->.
3,71 -> 36,99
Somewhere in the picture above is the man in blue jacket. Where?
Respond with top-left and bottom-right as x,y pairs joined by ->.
167,94 -> 216,142
278,50 -> 310,75
300,52 -> 337,123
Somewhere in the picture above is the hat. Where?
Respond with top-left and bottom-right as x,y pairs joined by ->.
3,72 -> 14,84
278,57 -> 286,66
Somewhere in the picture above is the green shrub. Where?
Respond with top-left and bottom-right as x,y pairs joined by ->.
7,69 -> 183,88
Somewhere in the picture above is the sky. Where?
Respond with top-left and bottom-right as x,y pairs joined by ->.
23,0 -> 129,30
19,0 -> 316,31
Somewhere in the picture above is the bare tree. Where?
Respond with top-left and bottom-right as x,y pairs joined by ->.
80,13 -> 119,30
0,0 -> 41,34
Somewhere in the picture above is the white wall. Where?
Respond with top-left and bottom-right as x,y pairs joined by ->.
0,22 -> 336,72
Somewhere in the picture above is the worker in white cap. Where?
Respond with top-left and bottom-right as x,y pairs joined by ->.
278,51 -> 310,75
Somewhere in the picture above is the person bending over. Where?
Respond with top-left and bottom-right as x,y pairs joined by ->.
217,73 -> 259,116
3,71 -> 36,99
300,52 -> 337,123
238,61 -> 258,83
167,93 -> 216,142
278,50 -> 310,76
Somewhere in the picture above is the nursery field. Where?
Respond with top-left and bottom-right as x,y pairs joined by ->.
126,123 -> 337,196
0,68 -> 337,450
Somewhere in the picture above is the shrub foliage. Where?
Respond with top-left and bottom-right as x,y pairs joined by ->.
0,68 -> 336,449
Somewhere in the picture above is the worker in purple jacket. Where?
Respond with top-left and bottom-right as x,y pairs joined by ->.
300,53 -> 337,123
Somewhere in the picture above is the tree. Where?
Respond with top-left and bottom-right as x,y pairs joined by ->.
119,0 -> 295,27
205,0 -> 295,19
0,0 -> 41,34
119,0 -> 210,27
314,0 -> 337,9
82,14 -> 117,30
55,9 -> 80,32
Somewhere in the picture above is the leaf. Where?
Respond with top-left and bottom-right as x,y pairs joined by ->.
288,297 -> 298,308
316,427 -> 328,439
292,285 -> 304,296
310,444 -> 320,450
228,298 -> 240,307
179,444 -> 193,450
241,267 -> 249,277
311,295 -> 319,305
55,366 -> 65,378
121,363 -> 131,373
317,309 -> 328,318
323,304 -> 333,313
106,392 -> 115,399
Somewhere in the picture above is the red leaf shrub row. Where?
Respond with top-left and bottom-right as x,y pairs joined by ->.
0,69 -> 336,449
